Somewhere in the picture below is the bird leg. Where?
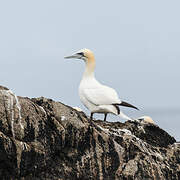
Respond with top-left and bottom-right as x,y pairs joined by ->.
90,112 -> 94,121
104,113 -> 107,121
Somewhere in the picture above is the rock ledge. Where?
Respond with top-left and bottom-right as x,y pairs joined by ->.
0,86 -> 179,179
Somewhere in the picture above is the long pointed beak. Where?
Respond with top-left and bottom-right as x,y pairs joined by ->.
64,55 -> 77,59
64,53 -> 82,59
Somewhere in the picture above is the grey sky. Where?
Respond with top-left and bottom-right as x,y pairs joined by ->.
0,1 -> 180,138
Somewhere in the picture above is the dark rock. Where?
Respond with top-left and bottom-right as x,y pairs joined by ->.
0,86 -> 179,179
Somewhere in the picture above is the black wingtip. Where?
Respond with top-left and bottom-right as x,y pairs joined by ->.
132,106 -> 139,110
113,101 -> 139,110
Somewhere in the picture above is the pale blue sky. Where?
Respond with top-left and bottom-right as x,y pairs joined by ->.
0,1 -> 180,139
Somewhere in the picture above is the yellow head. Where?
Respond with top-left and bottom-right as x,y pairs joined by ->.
65,48 -> 96,74
64,48 -> 95,63
138,116 -> 155,124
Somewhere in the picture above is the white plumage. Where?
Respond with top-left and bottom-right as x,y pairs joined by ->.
65,48 -> 138,121
137,116 -> 155,124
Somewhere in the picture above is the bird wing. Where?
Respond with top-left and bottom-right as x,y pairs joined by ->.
83,85 -> 121,106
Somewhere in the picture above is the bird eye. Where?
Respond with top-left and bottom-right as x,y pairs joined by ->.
77,52 -> 84,56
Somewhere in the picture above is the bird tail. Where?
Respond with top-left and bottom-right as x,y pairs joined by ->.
118,111 -> 132,121
114,101 -> 139,110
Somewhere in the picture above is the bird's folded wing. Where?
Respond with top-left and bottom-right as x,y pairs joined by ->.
83,86 -> 121,105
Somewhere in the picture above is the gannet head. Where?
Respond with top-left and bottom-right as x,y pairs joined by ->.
64,48 -> 95,62
137,116 -> 155,124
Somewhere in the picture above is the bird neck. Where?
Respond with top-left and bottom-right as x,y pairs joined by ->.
83,57 -> 96,79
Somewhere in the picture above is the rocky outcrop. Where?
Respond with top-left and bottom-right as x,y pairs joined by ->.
0,85 -> 179,180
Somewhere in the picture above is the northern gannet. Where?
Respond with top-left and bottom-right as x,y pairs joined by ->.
65,49 -> 139,121
137,116 -> 155,124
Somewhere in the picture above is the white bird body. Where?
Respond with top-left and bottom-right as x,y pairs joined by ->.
79,76 -> 121,114
65,48 -> 138,121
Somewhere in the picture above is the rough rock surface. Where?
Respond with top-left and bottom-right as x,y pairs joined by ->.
0,85 -> 179,180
